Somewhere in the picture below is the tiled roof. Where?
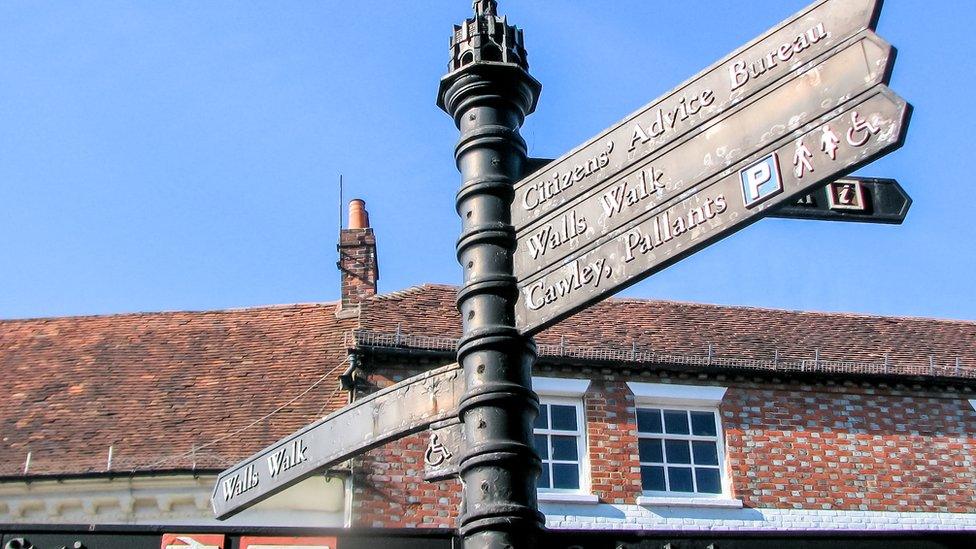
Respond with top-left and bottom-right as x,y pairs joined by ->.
2,285 -> 974,479
0,304 -> 355,478
360,284 -> 976,379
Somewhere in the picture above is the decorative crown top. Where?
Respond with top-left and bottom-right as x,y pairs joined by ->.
446,0 -> 528,73
473,0 -> 497,17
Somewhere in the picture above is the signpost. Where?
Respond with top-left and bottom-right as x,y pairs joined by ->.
769,176 -> 911,223
515,87 -> 909,333
511,14 -> 908,335
211,363 -> 463,519
214,2 -> 913,549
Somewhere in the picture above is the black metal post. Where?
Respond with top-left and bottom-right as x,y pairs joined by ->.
437,2 -> 543,548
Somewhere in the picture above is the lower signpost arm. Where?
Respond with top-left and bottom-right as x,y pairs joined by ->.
766,176 -> 911,224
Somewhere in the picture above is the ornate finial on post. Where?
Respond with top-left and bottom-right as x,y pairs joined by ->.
437,2 -> 543,549
473,0 -> 497,16
446,0 -> 529,73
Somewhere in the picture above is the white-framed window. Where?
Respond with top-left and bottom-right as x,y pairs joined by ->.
532,377 -> 595,502
534,396 -> 585,491
636,407 -> 723,495
628,382 -> 741,508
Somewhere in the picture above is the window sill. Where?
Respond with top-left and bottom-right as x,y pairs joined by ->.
636,496 -> 743,508
538,492 -> 600,504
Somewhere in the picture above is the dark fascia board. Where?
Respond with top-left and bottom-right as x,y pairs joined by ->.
354,344 -> 976,389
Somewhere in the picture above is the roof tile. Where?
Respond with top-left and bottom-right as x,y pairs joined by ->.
0,304 -> 355,477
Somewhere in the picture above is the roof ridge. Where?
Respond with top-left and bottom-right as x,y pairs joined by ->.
370,283 -> 456,301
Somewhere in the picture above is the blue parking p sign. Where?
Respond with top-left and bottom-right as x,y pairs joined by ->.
740,153 -> 783,208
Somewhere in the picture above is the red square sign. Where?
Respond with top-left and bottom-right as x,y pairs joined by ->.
240,537 -> 338,549
161,534 -> 226,549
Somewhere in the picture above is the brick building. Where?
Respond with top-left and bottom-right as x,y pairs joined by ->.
1,202 -> 975,540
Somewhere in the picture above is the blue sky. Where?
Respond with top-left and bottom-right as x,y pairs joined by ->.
1,1 -> 973,321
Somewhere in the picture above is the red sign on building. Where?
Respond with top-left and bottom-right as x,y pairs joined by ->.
240,537 -> 338,549
161,534 -> 226,549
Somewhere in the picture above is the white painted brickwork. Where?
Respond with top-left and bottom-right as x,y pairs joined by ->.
0,475 -> 346,527
541,502 -> 976,531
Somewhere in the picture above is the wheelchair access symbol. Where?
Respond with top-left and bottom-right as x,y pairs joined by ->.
424,433 -> 454,467
740,153 -> 783,208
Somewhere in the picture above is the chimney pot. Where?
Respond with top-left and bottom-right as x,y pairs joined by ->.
348,199 -> 369,229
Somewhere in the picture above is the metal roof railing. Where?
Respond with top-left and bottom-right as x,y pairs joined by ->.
349,329 -> 976,381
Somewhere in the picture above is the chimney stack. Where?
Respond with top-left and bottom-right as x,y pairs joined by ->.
337,199 -> 379,314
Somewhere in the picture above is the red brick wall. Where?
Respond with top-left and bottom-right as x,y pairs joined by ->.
585,375 -> 643,504
352,431 -> 460,528
338,228 -> 378,307
351,366 -> 976,527
351,361 -> 460,528
722,381 -> 976,511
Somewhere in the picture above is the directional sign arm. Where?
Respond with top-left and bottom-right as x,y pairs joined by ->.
212,362 -> 463,520
767,176 -> 911,224
515,86 -> 911,335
